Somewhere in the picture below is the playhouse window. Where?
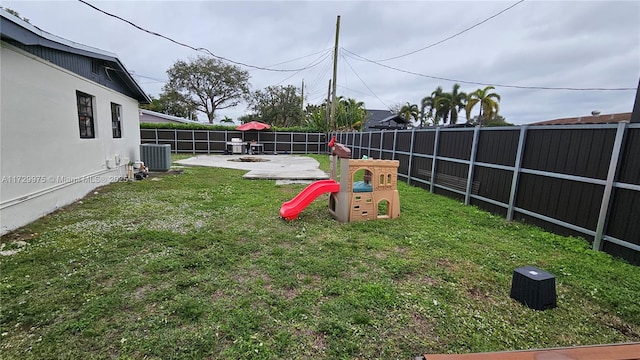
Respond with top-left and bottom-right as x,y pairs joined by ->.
111,102 -> 122,138
77,91 -> 95,139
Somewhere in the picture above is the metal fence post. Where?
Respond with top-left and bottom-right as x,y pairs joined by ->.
392,129 -> 398,160
290,132 -> 293,154
465,126 -> 481,205
507,126 -> 528,221
593,122 -> 627,251
430,127 -> 441,193
207,130 -> 211,154
407,128 -> 416,185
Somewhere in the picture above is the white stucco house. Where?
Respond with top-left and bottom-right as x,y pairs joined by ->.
0,10 -> 151,234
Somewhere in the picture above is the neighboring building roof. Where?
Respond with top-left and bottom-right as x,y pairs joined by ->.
139,109 -> 201,124
0,9 -> 150,103
368,114 -> 409,130
363,109 -> 408,131
530,112 -> 632,125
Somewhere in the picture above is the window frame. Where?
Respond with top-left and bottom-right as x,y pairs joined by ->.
111,102 -> 123,138
76,91 -> 95,139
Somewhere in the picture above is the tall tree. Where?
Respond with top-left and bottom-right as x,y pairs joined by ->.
434,83 -> 467,125
465,86 -> 501,125
304,97 -> 366,131
248,85 -> 303,127
140,92 -> 198,120
399,102 -> 419,125
164,56 -> 250,124
420,86 -> 443,127
337,97 -> 366,130
304,104 -> 329,132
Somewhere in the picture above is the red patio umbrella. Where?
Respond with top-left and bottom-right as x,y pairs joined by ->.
236,121 -> 271,131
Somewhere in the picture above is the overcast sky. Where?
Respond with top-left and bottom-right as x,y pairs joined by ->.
5,0 -> 639,125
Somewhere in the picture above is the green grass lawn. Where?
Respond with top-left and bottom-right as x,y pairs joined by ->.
1,154 -> 639,359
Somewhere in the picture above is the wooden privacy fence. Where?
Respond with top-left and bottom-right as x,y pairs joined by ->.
332,123 -> 640,265
140,129 -> 327,155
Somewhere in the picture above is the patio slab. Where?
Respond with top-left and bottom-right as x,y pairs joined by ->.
175,155 -> 330,180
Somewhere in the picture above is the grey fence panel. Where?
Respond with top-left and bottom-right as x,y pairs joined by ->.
332,124 -> 640,265
140,129 -> 327,155
617,127 -> 640,185
438,129 -> 474,160
395,130 -> 413,153
523,127 -> 615,180
476,128 -> 520,167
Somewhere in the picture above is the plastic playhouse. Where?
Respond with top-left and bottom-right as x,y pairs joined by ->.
279,137 -> 400,222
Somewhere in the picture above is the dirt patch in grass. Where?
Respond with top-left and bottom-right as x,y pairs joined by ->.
0,232 -> 37,245
599,313 -> 640,338
133,285 -> 153,300
232,269 -> 271,286
294,328 -> 327,352
467,286 -> 490,300
436,258 -> 455,270
393,273 -> 440,287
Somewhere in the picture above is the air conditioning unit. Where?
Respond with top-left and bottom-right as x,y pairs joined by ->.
140,144 -> 171,171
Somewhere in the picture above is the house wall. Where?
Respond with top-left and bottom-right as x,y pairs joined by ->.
0,43 -> 141,234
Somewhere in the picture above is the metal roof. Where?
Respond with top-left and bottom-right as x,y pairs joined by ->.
0,9 -> 150,103
140,109 -> 201,124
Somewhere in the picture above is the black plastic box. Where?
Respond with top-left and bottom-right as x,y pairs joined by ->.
510,266 -> 556,310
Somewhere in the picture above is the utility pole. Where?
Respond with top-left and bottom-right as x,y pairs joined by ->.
301,79 -> 305,112
330,15 -> 340,131
325,79 -> 332,127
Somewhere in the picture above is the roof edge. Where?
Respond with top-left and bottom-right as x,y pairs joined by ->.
140,109 -> 201,124
1,9 -> 150,104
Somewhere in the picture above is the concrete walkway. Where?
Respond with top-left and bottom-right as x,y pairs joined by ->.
175,155 -> 329,180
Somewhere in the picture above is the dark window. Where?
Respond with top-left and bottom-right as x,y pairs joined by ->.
76,91 -> 95,138
111,103 -> 122,138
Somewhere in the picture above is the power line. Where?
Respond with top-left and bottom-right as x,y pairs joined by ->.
376,0 -> 525,62
78,0 -> 322,72
130,73 -> 166,82
252,48 -> 333,71
343,49 -> 636,91
305,53 -> 334,99
336,85 -> 397,109
273,50 -> 333,86
341,53 -> 389,110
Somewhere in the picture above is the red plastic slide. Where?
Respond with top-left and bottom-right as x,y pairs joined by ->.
280,179 -> 340,220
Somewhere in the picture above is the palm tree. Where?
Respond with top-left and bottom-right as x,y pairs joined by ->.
434,84 -> 467,125
420,86 -> 443,127
399,102 -> 419,125
465,86 -> 501,125
220,116 -> 234,124
335,97 -> 366,130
